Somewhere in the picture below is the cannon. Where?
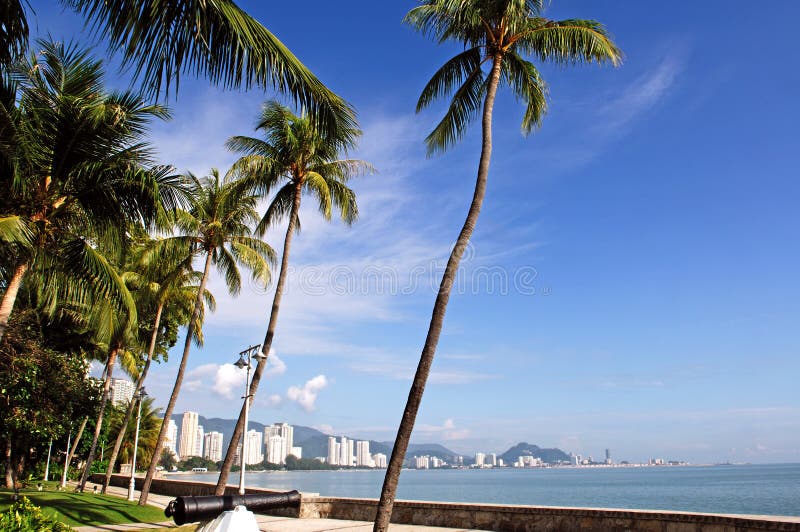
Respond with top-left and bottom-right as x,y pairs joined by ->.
165,490 -> 301,526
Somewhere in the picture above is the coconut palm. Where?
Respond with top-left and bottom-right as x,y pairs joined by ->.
213,101 -> 372,494
0,40 -> 188,343
102,242 -> 211,493
3,0 -> 355,137
106,396 -> 162,470
373,2 -> 621,529
138,169 -> 274,505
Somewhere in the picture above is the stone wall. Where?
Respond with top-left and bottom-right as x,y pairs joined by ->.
92,474 -> 800,531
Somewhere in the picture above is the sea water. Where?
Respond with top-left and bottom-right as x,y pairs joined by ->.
176,463 -> 800,517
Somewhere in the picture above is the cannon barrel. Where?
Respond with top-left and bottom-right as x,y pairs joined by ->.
165,490 -> 301,525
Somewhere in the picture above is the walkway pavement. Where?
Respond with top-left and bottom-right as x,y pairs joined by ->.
74,483 -> 472,532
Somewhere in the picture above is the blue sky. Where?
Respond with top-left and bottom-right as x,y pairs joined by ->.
31,1 -> 800,464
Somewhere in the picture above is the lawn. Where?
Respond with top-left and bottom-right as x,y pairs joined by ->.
0,487 -> 167,527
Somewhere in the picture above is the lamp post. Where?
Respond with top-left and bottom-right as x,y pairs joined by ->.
61,429 -> 71,489
233,344 -> 265,496
127,387 -> 148,501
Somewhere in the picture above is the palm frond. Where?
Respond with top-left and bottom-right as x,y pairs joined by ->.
65,0 -> 357,137
502,51 -> 548,134
424,65 -> 487,155
516,18 -> 623,66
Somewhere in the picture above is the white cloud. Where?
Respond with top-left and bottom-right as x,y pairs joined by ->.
265,394 -> 283,407
286,375 -> 328,412
417,418 -> 471,441
265,351 -> 287,378
212,363 -> 247,399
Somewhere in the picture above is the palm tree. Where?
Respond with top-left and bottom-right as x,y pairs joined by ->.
138,169 -> 274,505
373,2 -> 621,529
107,396 -> 163,473
3,0 -> 355,137
0,40 -> 188,343
102,242 -> 211,493
213,101 -> 372,494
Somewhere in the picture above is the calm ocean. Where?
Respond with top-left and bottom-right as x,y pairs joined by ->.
176,463 -> 800,517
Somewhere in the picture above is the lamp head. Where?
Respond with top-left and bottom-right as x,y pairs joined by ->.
234,354 -> 248,369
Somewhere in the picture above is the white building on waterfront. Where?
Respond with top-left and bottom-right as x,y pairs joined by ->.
194,425 -> 204,458
414,455 -> 430,469
356,441 -> 371,467
244,429 -> 263,465
179,412 -> 199,458
327,437 -> 339,466
165,419 -> 179,460
373,453 -> 387,468
110,378 -> 136,406
290,446 -> 302,459
474,452 -> 485,467
264,423 -> 293,464
204,431 -> 223,462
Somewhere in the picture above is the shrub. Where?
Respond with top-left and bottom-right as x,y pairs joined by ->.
0,497 -> 74,531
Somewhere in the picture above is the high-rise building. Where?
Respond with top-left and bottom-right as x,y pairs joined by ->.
179,412 -> 199,458
339,436 -> 349,467
264,423 -> 294,464
165,419 -> 179,460
204,432 -> 223,462
488,453 -> 497,466
244,430 -> 263,465
346,439 -> 354,467
356,441 -> 371,467
415,456 -> 430,469
194,425 -> 204,458
327,437 -> 339,466
373,453 -> 387,468
475,452 -> 485,467
109,378 -> 136,406
290,447 -> 302,459
266,435 -> 284,465
605,448 -> 612,464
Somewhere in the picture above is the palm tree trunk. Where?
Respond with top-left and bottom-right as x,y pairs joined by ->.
214,183 -> 302,495
372,54 -> 504,532
4,437 -> 13,489
0,261 -> 29,342
102,303 -> 163,493
139,252 -> 213,505
67,416 -> 88,473
78,345 -> 119,491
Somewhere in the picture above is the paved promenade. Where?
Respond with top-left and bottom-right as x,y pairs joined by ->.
75,484 -> 473,532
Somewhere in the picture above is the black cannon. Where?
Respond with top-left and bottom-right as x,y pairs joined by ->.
165,490 -> 301,525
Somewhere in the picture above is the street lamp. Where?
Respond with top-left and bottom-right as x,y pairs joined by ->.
234,345 -> 265,496
127,387 -> 148,501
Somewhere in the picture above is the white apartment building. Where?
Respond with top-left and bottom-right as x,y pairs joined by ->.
179,412 -> 199,458
165,419 -> 179,461
203,431 -> 223,462
373,453 -> 387,468
266,435 -> 284,465
474,452 -> 485,467
244,429 -> 263,465
290,446 -> 302,459
415,455 -> 430,469
264,423 -> 294,464
109,378 -> 136,406
194,425 -> 204,458
356,441 -> 371,467
327,437 -> 340,466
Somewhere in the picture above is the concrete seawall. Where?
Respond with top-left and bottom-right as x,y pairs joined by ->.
93,474 -> 800,531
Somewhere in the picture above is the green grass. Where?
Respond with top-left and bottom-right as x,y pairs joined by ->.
0,487 -> 167,527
